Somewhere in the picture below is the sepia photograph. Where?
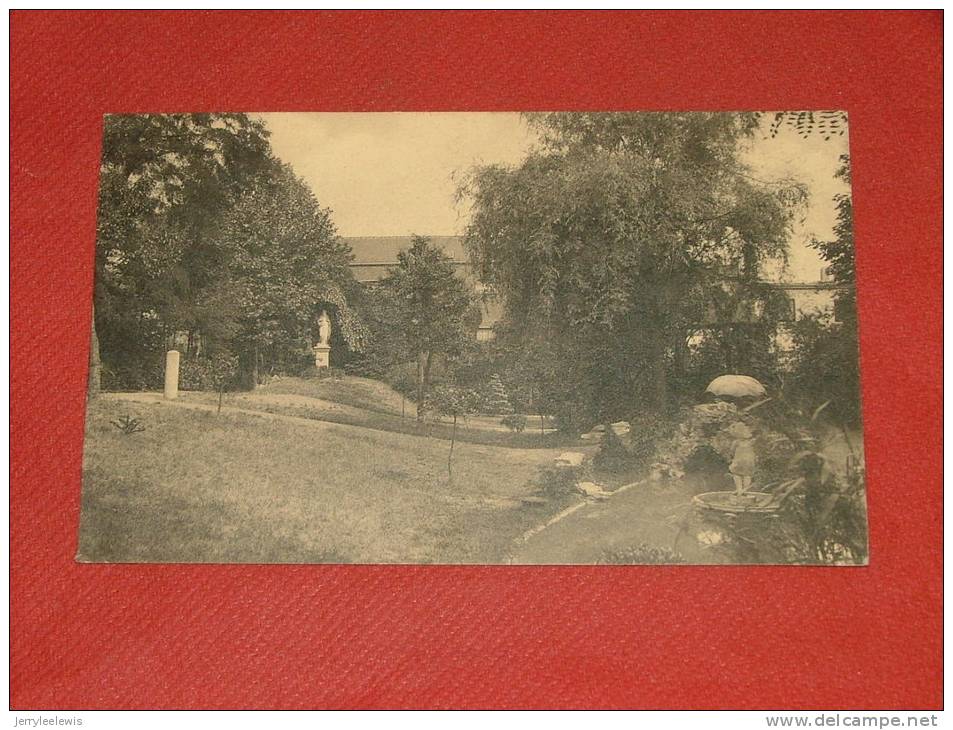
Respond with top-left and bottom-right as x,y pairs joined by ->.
78,111 -> 867,565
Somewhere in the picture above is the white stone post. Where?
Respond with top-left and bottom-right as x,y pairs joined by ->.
164,350 -> 180,400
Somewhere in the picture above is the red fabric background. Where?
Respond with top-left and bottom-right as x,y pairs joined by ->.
10,10 -> 943,710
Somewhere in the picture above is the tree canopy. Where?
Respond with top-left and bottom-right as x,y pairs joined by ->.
93,113 -> 362,391
380,235 -> 479,420
459,112 -> 806,427
790,153 -> 861,425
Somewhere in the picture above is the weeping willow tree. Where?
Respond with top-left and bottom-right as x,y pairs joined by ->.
459,112 -> 806,428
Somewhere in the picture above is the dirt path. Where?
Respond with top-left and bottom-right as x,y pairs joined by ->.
507,477 -> 716,564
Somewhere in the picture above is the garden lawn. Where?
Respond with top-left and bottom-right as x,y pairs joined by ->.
177,376 -> 575,449
257,374 -> 413,416
78,397 -> 572,564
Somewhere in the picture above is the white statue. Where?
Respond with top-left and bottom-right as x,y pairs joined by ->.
317,310 -> 331,346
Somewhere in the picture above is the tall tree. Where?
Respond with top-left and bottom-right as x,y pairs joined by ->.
811,155 -> 856,327
791,154 -> 861,425
92,114 -> 365,391
460,112 -> 805,427
93,113 -> 272,391
381,236 -> 477,421
207,160 -> 364,384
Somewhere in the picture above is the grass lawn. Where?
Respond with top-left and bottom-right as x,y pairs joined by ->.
180,376 -> 577,449
259,374 -> 413,416
79,397 -> 576,564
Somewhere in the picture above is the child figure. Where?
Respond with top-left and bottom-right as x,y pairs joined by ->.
727,421 -> 756,494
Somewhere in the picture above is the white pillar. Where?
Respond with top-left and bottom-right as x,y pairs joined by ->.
164,350 -> 180,399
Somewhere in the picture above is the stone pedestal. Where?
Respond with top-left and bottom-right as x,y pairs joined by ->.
164,350 -> 180,399
313,344 -> 331,369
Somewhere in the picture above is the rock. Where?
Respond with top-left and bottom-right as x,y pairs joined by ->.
582,421 -> 630,441
554,451 -> 586,468
692,401 -> 739,423
648,462 -> 685,482
609,421 -> 631,437
576,481 -> 610,499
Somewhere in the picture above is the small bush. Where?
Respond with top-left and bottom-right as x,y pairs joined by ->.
101,361 -> 163,392
593,425 -> 633,472
482,373 -> 514,415
110,415 -> 145,435
179,359 -> 215,391
530,464 -> 584,501
501,413 -> 527,433
684,444 -> 728,475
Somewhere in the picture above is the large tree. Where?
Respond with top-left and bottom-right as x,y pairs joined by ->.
460,112 -> 805,427
93,113 -> 272,391
790,154 -> 861,425
92,113 -> 364,391
206,160 -> 365,385
380,235 -> 477,421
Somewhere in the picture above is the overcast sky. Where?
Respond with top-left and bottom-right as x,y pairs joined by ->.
258,112 -> 849,282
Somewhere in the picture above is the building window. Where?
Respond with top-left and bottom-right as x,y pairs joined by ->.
832,297 -> 851,324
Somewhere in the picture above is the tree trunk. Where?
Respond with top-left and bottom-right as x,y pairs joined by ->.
674,331 -> 690,381
423,350 -> 434,390
647,328 -> 669,412
448,415 -> 456,481
416,351 -> 426,422
251,343 -> 260,389
87,302 -> 101,399
652,355 -> 668,411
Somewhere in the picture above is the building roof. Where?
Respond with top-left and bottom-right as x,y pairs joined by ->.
344,235 -> 468,265
344,235 -> 498,331
344,235 -> 476,285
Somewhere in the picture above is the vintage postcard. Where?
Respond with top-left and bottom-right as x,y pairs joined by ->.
78,111 -> 867,565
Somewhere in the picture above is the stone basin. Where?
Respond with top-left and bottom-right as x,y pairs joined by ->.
692,490 -> 779,514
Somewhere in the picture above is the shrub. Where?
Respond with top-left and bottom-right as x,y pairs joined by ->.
483,373 -> 514,415
785,313 -> 862,427
529,464 -> 584,501
110,415 -> 146,435
101,360 -> 163,392
179,359 -> 216,391
501,413 -> 527,433
591,423 -> 636,473
683,444 -> 729,475
302,365 -> 345,380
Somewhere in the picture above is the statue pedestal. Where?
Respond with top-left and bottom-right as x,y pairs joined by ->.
313,344 -> 331,369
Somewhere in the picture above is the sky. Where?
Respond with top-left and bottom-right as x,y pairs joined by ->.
257,112 -> 850,283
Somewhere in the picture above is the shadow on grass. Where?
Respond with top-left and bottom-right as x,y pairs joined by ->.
188,393 -> 581,450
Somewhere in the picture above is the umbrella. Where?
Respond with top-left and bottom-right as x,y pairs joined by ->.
705,374 -> 767,399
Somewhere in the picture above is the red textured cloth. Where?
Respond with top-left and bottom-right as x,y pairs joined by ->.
10,11 -> 942,709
